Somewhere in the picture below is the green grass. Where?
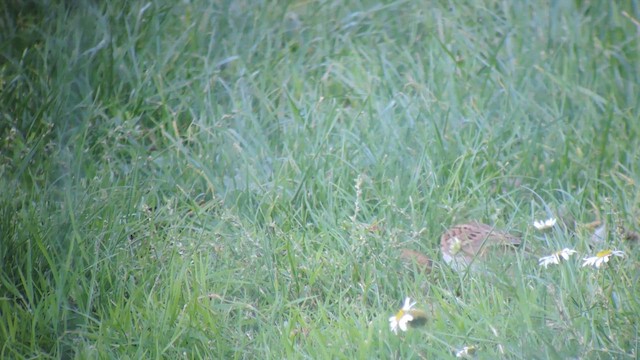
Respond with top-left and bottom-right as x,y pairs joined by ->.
2,0 -> 640,358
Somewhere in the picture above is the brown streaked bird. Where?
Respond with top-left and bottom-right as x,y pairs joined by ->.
440,222 -> 521,272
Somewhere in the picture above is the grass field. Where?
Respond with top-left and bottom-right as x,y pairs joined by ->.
2,0 -> 640,358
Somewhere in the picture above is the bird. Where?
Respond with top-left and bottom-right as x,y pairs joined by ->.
440,222 -> 521,272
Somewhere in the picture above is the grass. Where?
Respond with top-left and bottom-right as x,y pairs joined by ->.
1,0 -> 639,358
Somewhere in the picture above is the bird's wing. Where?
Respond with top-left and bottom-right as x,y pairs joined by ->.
451,222 -> 520,257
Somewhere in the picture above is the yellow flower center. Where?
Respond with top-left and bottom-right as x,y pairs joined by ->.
596,249 -> 612,258
395,309 -> 405,320
450,237 -> 462,255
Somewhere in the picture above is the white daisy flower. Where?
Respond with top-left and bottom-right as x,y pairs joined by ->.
389,297 -> 416,334
538,248 -> 577,268
456,345 -> 477,358
582,250 -> 625,268
533,218 -> 557,230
